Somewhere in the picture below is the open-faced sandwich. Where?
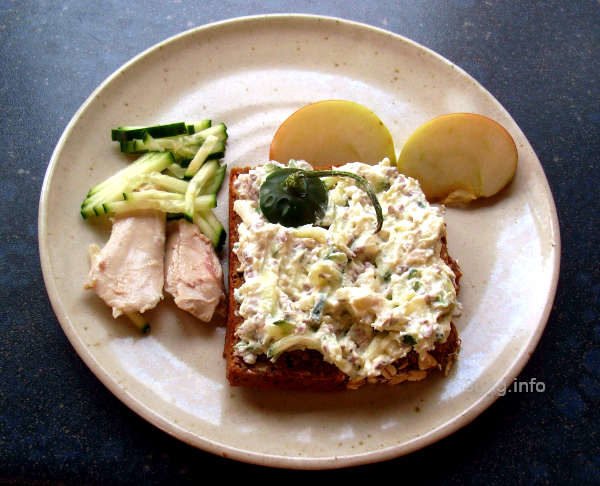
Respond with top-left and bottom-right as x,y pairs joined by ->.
226,158 -> 462,390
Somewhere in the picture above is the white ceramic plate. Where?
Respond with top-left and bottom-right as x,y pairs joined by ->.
39,15 -> 560,469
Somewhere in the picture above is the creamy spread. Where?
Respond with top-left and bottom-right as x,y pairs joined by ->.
232,159 -> 460,380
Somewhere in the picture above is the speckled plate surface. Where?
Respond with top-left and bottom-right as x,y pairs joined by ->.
38,15 -> 560,469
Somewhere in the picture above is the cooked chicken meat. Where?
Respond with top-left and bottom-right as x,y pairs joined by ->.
164,219 -> 224,321
85,211 -> 166,317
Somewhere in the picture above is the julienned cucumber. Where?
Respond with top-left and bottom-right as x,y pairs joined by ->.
186,120 -> 212,134
184,135 -> 221,178
184,160 -> 220,221
182,158 -> 227,249
84,118 -> 228,248
111,122 -> 186,142
125,311 -> 151,334
197,208 -> 226,249
110,120 -> 212,142
118,123 -> 227,162
103,193 -> 216,216
199,163 -> 226,195
164,206 -> 225,247
81,152 -> 175,218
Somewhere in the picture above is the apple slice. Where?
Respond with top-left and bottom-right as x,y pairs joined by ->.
397,113 -> 518,204
269,100 -> 396,167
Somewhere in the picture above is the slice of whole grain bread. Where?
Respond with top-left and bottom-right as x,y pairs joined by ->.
225,166 -> 461,390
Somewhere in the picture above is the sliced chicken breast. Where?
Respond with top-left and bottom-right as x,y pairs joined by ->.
164,219 -> 224,322
85,211 -> 166,318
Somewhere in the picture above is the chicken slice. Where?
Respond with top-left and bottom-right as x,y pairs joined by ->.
164,219 -> 224,322
85,211 -> 166,318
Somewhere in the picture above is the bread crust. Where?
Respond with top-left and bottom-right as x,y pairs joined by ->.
225,167 -> 461,390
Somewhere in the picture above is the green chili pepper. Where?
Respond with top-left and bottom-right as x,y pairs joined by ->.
259,167 -> 383,232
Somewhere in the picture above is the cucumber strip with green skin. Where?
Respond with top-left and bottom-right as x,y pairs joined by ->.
84,175 -> 151,213
197,208 -> 226,249
103,194 -> 216,216
183,160 -> 220,221
119,123 -> 227,160
198,163 -> 226,195
184,135 -> 221,178
193,214 -> 217,243
125,311 -> 150,334
112,120 -> 212,142
111,122 -> 187,142
143,172 -> 188,193
195,123 -> 227,140
178,137 -> 224,164
119,139 -> 138,153
81,152 -> 174,218
82,161 -> 171,213
198,208 -> 222,232
122,189 -> 185,201
105,199 -> 182,215
85,152 -> 173,196
125,133 -> 225,162
165,163 -> 186,179
206,149 -> 225,161
119,134 -> 179,155
186,119 -> 211,134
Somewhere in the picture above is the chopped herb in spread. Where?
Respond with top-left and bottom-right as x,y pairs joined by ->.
403,335 -> 417,346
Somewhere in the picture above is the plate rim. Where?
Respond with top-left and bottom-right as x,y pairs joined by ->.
38,13 -> 561,469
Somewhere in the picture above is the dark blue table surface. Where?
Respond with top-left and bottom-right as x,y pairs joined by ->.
1,1 -> 598,483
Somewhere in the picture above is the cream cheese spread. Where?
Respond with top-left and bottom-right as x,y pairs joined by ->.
232,159 -> 460,379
